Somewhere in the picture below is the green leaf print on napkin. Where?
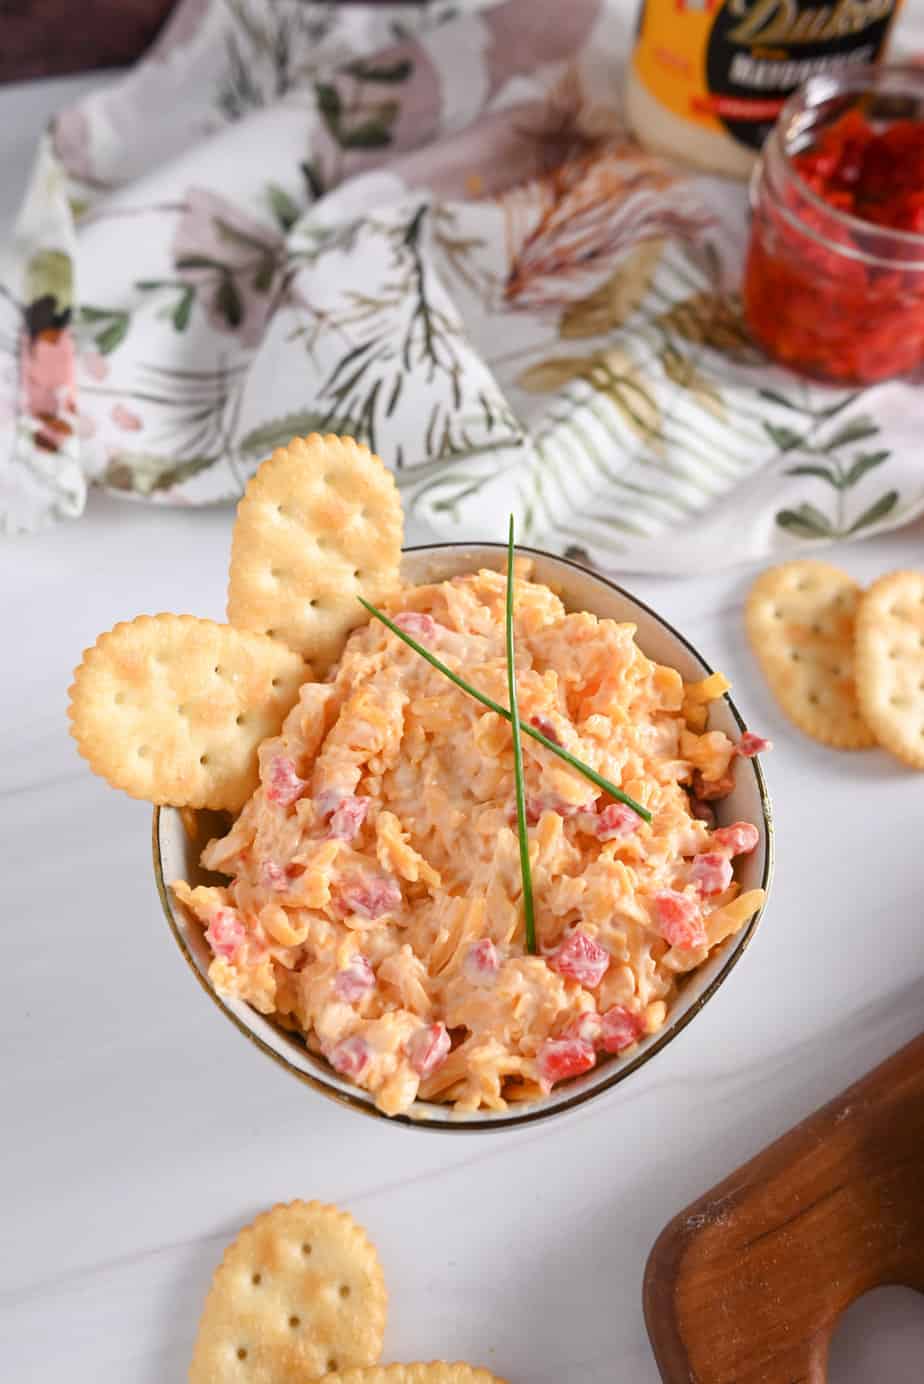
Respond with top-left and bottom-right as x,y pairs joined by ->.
763,422 -> 803,452
266,182 -> 302,233
307,202 -> 519,462
775,503 -> 835,538
237,411 -> 350,457
773,405 -> 899,540
27,249 -> 73,313
316,82 -> 342,133
79,305 -> 130,355
343,58 -> 414,85
172,286 -> 195,331
215,274 -> 244,328
136,280 -> 198,332
822,415 -> 881,451
169,189 -> 287,348
847,490 -> 899,533
103,451 -> 216,495
314,58 -> 412,159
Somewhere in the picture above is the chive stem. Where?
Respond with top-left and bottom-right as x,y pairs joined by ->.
505,517 -> 537,954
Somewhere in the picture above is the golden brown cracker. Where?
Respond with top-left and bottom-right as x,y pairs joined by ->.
745,560 -> 874,749
68,615 -> 305,810
855,569 -> 924,768
320,1368 -> 507,1384
228,434 -> 403,669
189,1201 -> 387,1384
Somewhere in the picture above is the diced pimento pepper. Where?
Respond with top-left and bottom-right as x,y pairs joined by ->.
259,860 -> 289,892
327,795 -> 370,843
736,731 -> 772,758
692,769 -> 735,802
564,1011 -> 603,1046
713,821 -> 759,856
337,871 -> 402,920
393,612 -> 438,643
600,1005 -> 644,1054
690,851 -> 733,897
326,1035 -> 370,1078
596,802 -> 641,841
464,938 -> 499,982
266,755 -> 308,807
407,1022 -> 451,1078
652,890 -> 706,949
205,908 -> 245,960
333,954 -> 375,1003
529,713 -> 562,746
538,1037 -> 596,1088
548,931 -> 610,989
689,796 -> 716,827
314,788 -> 342,820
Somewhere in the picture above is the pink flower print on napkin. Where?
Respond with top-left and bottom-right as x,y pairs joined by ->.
81,350 -> 109,382
111,403 -> 143,432
484,0 -> 602,99
171,188 -> 286,349
400,67 -> 626,204
20,328 -> 76,452
307,42 -> 439,197
51,108 -> 96,185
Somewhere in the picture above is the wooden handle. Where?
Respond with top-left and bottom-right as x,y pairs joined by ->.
644,1032 -> 924,1384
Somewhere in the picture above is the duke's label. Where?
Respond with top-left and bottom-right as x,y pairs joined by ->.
631,0 -> 903,155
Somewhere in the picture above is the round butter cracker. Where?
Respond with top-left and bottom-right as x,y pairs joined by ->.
855,569 -> 924,769
321,1367 -> 507,1384
228,434 -> 403,670
68,614 -> 306,810
189,1201 -> 387,1384
745,559 -> 874,750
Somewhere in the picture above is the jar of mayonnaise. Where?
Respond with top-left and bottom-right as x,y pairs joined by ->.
625,0 -> 904,178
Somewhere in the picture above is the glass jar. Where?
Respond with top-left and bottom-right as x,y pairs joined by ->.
743,65 -> 924,387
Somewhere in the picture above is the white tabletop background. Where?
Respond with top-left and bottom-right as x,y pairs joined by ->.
2,66 -> 924,1384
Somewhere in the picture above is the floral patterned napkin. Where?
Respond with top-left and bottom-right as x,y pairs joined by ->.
3,0 -> 923,573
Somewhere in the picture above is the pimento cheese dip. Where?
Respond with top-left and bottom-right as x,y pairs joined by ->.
173,566 -> 765,1116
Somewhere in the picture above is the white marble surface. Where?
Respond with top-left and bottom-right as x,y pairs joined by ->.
3,71 -> 924,1384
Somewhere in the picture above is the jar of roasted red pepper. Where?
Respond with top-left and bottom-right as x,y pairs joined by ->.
743,65 -> 924,387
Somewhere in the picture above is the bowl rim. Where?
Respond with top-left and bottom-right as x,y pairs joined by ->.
153,542 -> 774,1132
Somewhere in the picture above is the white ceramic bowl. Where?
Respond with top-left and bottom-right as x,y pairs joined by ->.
154,545 -> 773,1131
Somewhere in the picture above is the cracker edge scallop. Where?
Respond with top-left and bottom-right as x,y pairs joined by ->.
227,433 -> 403,669
855,569 -> 924,769
744,561 -> 875,750
67,613 -> 305,810
320,1366 -> 508,1384
189,1200 -> 388,1383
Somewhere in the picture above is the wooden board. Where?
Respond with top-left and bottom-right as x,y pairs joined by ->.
644,1033 -> 924,1383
